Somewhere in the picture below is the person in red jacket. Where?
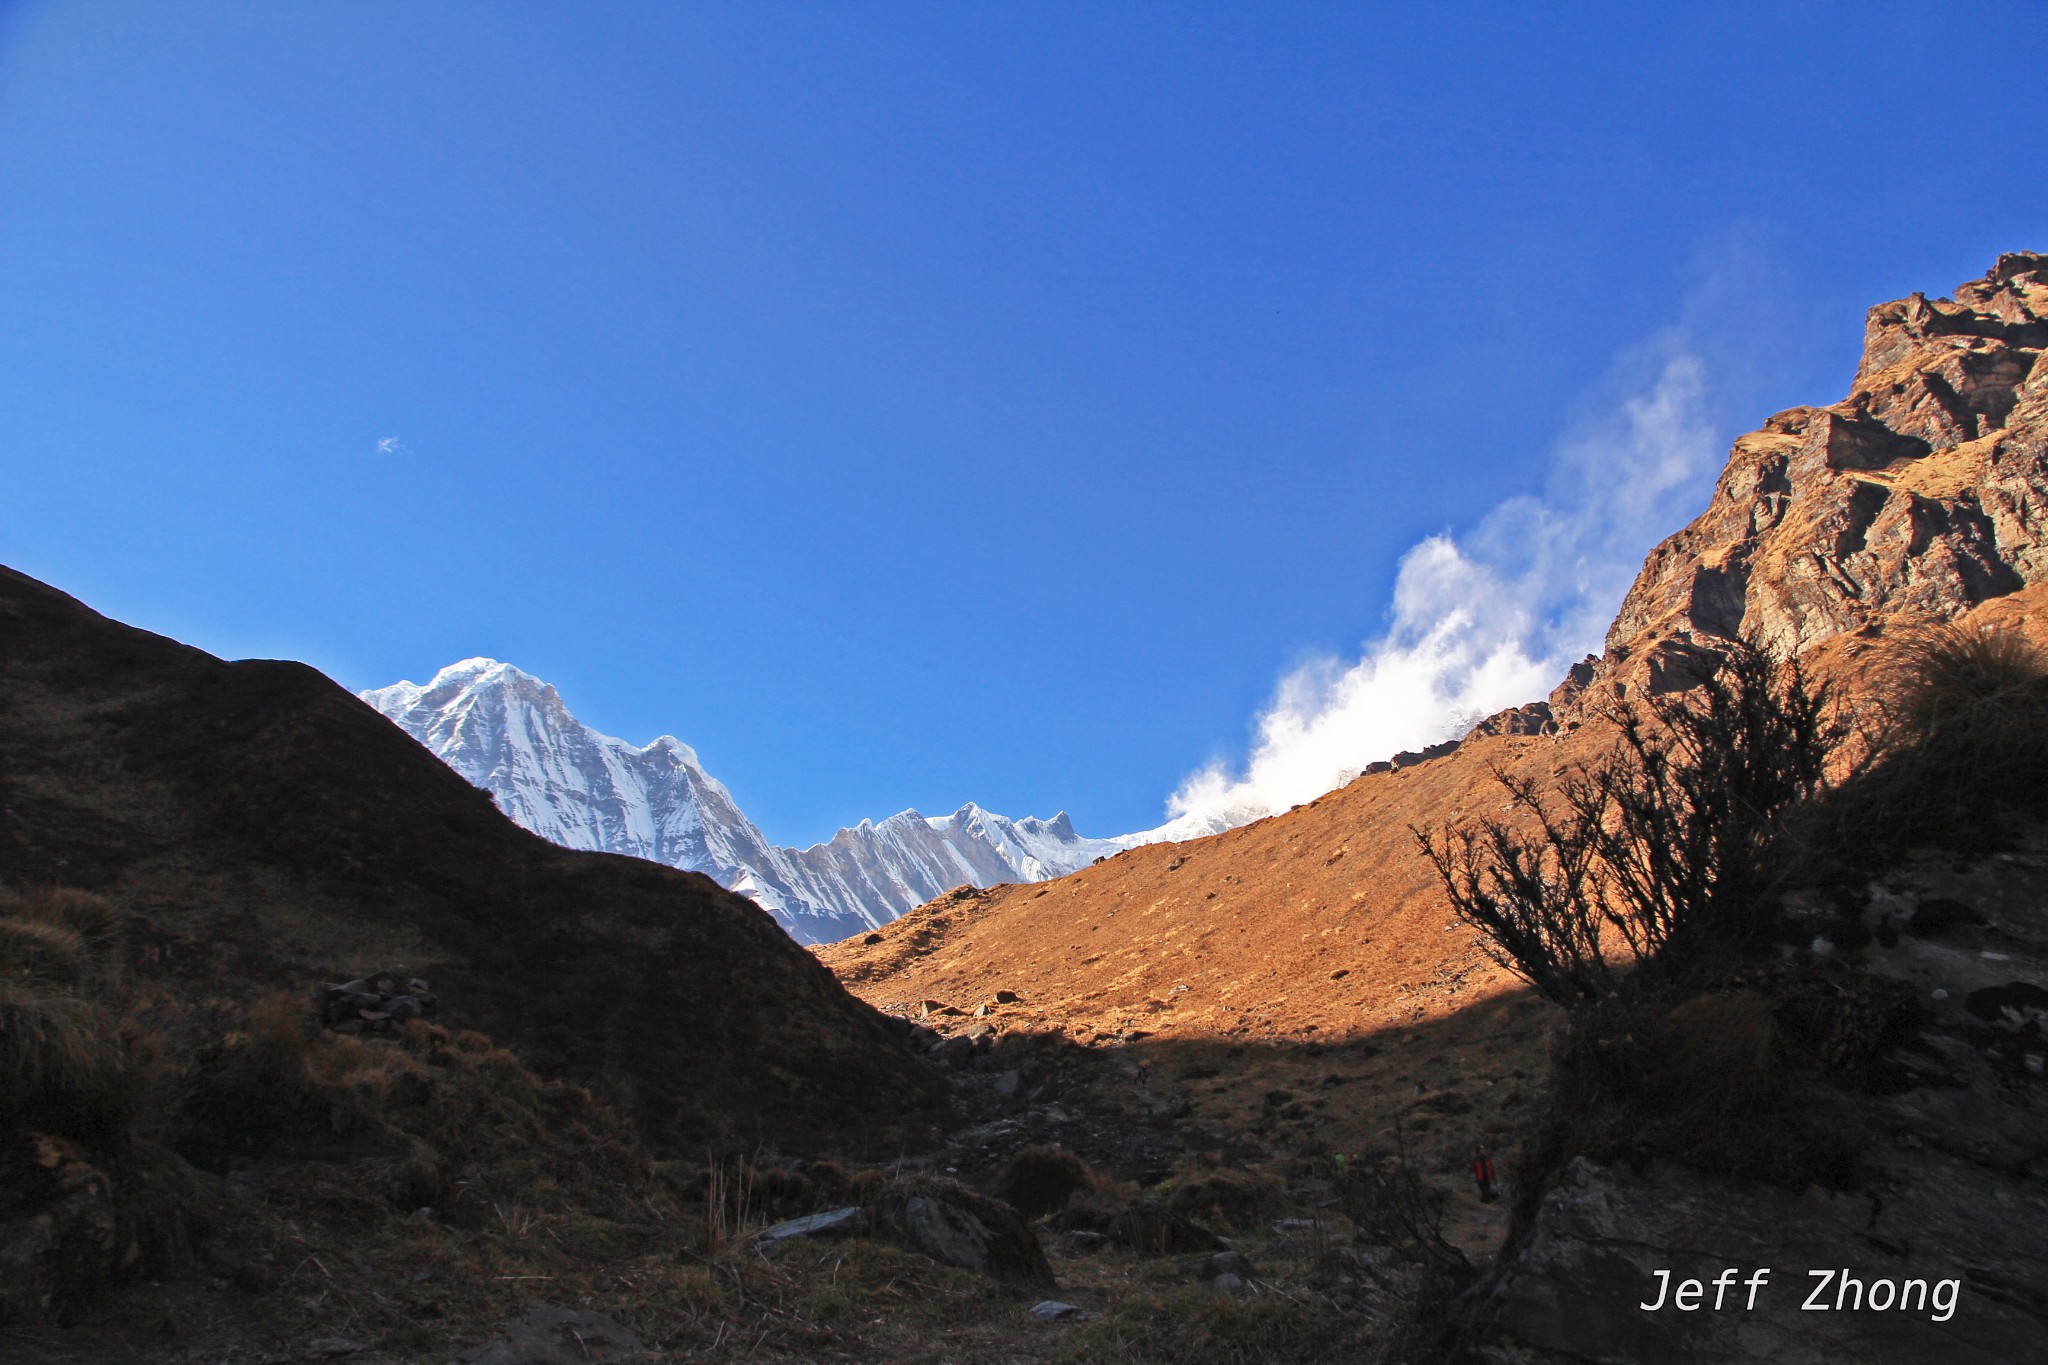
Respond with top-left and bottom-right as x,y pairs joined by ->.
1471,1143 -> 1498,1203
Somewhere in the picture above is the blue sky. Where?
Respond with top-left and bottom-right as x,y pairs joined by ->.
2,3 -> 2043,845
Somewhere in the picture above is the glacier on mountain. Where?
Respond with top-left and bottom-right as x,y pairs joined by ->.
360,659 -> 1148,943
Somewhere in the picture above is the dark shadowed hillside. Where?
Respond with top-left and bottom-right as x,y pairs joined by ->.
0,565 -> 942,1154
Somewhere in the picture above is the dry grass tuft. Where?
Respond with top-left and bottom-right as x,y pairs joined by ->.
1000,1144 -> 1098,1221
0,889 -> 136,1142
1163,1158 -> 1285,1232
0,916 -> 91,986
0,979 -> 131,1136
702,1155 -> 756,1257
1890,623 -> 2048,744
1804,622 -> 2048,865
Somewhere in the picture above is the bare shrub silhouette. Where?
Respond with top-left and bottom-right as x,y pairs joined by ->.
1416,640 -> 1838,1008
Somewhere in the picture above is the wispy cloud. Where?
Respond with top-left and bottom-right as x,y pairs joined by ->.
1160,335 -> 1723,836
376,436 -> 403,456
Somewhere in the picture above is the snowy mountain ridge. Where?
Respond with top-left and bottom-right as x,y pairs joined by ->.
360,659 -> 1152,943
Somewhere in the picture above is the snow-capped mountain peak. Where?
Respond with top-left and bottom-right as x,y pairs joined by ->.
362,662 -> 1144,943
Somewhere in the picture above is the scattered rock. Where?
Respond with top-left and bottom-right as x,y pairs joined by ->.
1202,1249 -> 1257,1280
1391,738 -> 1461,769
1029,1299 -> 1084,1321
994,989 -> 1021,1004
755,1206 -> 868,1249
316,966 -> 435,1034
1210,1272 -> 1246,1294
993,1069 -> 1022,1098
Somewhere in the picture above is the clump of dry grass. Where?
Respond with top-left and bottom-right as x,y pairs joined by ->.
702,1155 -> 756,1256
1891,623 -> 2048,745
0,917 -> 91,985
1000,1144 -> 1098,1221
1800,623 -> 2048,866
0,888 -> 136,1143
1162,1156 -> 1285,1232
0,980 -> 133,1139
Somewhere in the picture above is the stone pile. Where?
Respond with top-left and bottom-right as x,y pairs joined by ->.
316,964 -> 437,1035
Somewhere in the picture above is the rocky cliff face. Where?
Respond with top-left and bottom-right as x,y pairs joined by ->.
1464,254 -> 2048,1364
1473,830 -> 2048,1364
1588,252 -> 2047,700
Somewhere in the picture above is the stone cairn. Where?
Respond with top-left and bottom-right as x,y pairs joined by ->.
316,965 -> 437,1035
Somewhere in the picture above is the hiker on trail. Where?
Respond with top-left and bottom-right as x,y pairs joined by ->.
1471,1144 -> 1498,1203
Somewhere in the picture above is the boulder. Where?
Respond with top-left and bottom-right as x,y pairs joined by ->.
869,1177 -> 1056,1289
1029,1299 -> 1084,1321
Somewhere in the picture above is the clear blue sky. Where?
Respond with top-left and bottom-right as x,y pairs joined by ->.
2,3 -> 2043,845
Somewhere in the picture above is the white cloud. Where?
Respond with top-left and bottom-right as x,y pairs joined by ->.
1160,340 -> 1721,835
376,436 -> 402,456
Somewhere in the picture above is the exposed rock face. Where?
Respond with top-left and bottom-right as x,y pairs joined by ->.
869,1177 -> 1056,1289
1470,778 -> 2048,1363
1592,253 -> 2048,702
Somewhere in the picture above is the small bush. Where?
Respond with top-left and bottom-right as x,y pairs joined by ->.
1000,1144 -> 1097,1221
1331,1147 -> 1468,1281
1417,639 -> 1838,1007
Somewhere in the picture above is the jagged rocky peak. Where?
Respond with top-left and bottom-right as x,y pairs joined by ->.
1586,252 -> 2047,704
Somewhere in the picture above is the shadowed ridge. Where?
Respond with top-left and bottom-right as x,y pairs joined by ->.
0,563 -> 944,1154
